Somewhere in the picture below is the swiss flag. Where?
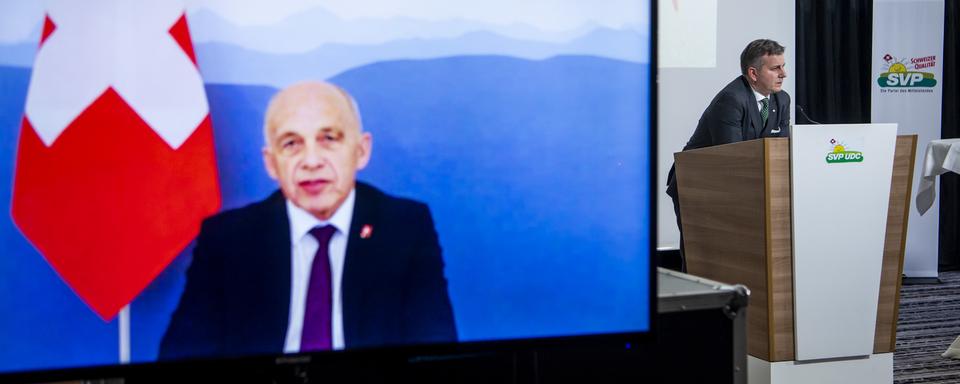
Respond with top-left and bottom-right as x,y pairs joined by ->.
11,2 -> 220,321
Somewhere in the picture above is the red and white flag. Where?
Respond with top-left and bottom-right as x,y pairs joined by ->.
11,1 -> 221,321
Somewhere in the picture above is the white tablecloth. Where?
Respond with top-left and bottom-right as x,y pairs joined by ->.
916,138 -> 960,215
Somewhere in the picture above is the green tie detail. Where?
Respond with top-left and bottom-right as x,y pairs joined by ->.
760,98 -> 769,125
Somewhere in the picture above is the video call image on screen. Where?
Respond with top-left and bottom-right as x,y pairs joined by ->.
0,0 -> 652,373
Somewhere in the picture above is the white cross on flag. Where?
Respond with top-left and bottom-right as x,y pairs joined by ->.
11,1 -> 221,321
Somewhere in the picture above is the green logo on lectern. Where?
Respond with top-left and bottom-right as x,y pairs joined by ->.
825,139 -> 863,164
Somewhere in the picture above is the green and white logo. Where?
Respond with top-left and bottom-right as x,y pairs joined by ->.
877,53 -> 937,88
826,138 -> 863,164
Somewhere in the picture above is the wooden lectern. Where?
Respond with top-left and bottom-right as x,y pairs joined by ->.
674,129 -> 917,382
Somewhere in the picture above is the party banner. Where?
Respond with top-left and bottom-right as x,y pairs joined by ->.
871,0 -> 944,278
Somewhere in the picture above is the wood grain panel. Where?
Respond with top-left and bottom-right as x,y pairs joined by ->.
874,134 -> 917,353
675,139 -> 770,360
764,138 -> 795,361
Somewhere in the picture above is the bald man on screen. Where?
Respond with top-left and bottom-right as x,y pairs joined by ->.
160,82 -> 457,360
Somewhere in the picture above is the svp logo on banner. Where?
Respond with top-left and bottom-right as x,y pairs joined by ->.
877,53 -> 937,93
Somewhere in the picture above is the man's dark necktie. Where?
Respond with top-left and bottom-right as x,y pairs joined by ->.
760,97 -> 769,126
301,225 -> 336,351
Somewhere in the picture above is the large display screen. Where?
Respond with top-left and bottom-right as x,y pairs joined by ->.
0,0 -> 653,374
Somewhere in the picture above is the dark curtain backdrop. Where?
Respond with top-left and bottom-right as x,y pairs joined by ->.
797,0 -> 959,271
940,0 -> 959,270
796,0 -> 872,124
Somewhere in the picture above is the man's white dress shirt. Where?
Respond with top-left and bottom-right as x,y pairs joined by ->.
283,189 -> 355,352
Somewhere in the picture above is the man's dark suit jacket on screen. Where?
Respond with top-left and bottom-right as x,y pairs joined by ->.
159,182 -> 457,360
667,75 -> 791,198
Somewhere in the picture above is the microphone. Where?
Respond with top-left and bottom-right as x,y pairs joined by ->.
797,105 -> 822,125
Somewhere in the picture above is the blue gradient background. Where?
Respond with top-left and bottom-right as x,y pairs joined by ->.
0,53 -> 650,373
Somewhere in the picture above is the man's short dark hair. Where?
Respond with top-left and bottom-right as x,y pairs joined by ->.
740,39 -> 785,76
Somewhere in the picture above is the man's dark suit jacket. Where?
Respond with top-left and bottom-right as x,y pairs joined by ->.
667,75 -> 791,198
158,182 -> 457,360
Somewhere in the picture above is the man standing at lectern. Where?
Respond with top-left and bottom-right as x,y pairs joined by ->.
666,39 -> 791,271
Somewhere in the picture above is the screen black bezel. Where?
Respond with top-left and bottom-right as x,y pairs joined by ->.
0,0 -> 659,381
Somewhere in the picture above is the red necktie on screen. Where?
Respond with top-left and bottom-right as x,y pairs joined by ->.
301,225 -> 337,351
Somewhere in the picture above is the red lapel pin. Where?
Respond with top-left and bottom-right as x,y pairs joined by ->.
360,224 -> 373,239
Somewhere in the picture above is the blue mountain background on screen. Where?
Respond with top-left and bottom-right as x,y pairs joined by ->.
0,15 -> 650,373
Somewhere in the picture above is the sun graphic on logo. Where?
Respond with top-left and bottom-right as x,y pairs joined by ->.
888,63 -> 908,73
883,57 -> 910,73
830,138 -> 847,153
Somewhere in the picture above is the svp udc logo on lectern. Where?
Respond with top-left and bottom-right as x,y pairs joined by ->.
877,53 -> 937,92
825,138 -> 864,164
